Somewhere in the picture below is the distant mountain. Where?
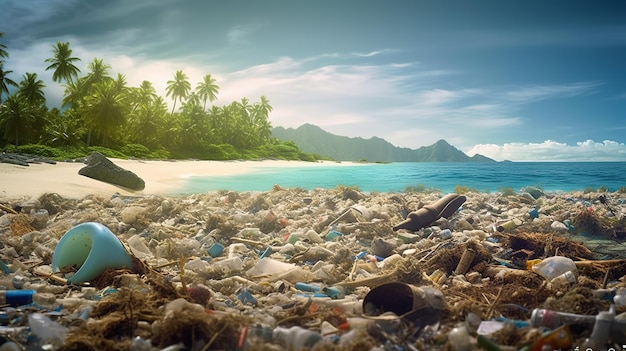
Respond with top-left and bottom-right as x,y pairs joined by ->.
271,124 -> 496,162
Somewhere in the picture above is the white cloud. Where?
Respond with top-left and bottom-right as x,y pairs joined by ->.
467,140 -> 626,161
352,49 -> 395,57
503,82 -> 601,103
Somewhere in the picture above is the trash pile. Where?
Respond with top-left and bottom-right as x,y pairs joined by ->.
0,185 -> 625,350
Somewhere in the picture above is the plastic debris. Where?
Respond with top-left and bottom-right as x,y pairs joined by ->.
0,188 -> 625,349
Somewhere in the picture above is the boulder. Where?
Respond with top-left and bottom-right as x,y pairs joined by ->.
79,152 -> 145,191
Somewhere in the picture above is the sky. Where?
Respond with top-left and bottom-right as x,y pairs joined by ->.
1,0 -> 626,161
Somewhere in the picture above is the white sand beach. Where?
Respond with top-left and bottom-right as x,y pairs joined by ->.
0,159 -> 349,199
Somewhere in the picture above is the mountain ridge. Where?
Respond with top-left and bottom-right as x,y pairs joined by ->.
271,123 -> 496,162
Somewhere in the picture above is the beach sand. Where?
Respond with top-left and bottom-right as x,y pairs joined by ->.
0,159 -> 347,199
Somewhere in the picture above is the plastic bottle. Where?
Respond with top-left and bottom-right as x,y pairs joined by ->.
530,308 -> 596,329
212,256 -> 244,272
549,270 -> 577,290
531,256 -> 577,281
614,288 -> 626,306
238,325 -> 273,350
581,306 -> 613,350
532,307 -> 626,344
28,312 -> 68,346
273,326 -> 322,350
448,323 -> 472,351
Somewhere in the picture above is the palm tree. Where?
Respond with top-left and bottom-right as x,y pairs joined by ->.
84,80 -> 125,146
44,108 -> 85,146
136,80 -> 157,105
128,96 -> 166,147
0,95 -> 34,146
128,80 -> 157,115
238,97 -> 253,128
0,32 -> 8,61
62,78 -> 88,109
18,72 -> 46,108
113,73 -> 127,94
0,62 -> 18,105
252,96 -> 273,145
257,95 -> 273,117
195,74 -> 219,111
44,41 -> 81,84
165,70 -> 191,116
208,105 -> 223,132
84,57 -> 112,88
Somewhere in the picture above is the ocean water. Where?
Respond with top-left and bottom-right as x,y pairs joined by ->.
179,162 -> 626,194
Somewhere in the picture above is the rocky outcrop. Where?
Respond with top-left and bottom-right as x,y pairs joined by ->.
79,152 -> 145,191
0,153 -> 57,166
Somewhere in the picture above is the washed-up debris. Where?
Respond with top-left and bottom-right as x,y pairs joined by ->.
0,189 -> 625,350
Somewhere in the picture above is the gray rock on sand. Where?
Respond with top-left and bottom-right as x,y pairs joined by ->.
78,152 -> 145,191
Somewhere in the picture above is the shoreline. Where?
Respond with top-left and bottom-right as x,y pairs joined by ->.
0,159 -> 357,200
2,158 -> 624,201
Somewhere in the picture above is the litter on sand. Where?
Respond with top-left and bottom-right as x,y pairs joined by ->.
0,186 -> 625,350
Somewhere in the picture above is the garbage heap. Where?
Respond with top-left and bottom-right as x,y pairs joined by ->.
0,185 -> 625,350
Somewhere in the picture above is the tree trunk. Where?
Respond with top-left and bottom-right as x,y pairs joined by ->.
87,125 -> 93,146
170,98 -> 177,116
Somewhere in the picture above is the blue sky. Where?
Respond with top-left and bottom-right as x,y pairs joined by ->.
1,0 -> 626,161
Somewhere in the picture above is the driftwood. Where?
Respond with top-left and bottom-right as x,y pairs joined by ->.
0,203 -> 18,214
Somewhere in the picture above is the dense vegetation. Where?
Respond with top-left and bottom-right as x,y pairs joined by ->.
0,33 -> 322,161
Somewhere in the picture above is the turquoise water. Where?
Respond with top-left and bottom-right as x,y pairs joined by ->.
179,162 -> 626,194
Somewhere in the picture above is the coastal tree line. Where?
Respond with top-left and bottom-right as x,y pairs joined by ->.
0,33 -> 318,161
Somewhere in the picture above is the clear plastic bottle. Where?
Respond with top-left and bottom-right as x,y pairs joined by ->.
273,326 -> 322,351
448,323 -> 472,351
581,307 -> 614,350
550,270 -> 577,290
531,256 -> 577,281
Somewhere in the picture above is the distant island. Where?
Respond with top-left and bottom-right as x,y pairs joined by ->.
272,123 -> 496,162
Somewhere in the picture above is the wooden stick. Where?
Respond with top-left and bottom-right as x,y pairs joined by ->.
0,204 -> 17,214
574,259 -> 626,267
486,287 -> 503,320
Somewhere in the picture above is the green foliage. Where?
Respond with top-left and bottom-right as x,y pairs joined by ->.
617,186 -> 626,194
16,144 -> 60,158
120,143 -> 152,159
1,144 -> 17,153
55,145 -> 88,160
297,151 -> 318,162
148,146 -> 171,160
202,144 -> 239,160
87,146 -> 126,159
